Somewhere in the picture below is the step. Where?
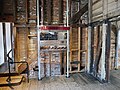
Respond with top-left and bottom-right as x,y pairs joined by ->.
0,73 -> 19,77
0,75 -> 24,87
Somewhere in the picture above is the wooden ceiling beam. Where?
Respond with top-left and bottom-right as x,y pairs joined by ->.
70,3 -> 88,24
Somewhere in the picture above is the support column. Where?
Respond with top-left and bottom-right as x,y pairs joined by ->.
101,22 -> 107,81
87,0 -> 92,73
115,29 -> 120,69
87,25 -> 92,73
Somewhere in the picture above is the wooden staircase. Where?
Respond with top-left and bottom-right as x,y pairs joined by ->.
0,74 -> 24,87
0,49 -> 29,88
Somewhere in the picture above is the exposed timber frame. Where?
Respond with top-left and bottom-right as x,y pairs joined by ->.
87,0 -> 111,83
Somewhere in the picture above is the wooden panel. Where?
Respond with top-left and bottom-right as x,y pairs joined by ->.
91,0 -> 103,21
16,28 -> 28,62
70,27 -> 88,72
91,0 -> 120,21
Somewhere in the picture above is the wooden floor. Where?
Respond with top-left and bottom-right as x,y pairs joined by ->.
1,71 -> 120,90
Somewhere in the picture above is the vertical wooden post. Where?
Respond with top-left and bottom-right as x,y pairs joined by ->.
87,0 -> 92,73
105,22 -> 111,82
70,27 -> 72,72
101,0 -> 109,82
101,22 -> 107,81
26,28 -> 29,61
115,30 -> 120,69
10,23 -> 14,61
85,27 -> 88,72
90,26 -> 94,73
100,21 -> 111,82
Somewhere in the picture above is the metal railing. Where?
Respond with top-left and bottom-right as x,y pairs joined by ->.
7,49 -> 29,82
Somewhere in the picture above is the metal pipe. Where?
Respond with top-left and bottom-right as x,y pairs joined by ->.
66,0 -> 69,26
66,0 -> 69,78
37,0 -> 41,80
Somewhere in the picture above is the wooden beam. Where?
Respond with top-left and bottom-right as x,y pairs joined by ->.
92,0 -> 101,5
70,3 -> 88,24
105,22 -> 111,82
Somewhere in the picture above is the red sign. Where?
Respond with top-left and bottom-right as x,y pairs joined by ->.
40,26 -> 70,30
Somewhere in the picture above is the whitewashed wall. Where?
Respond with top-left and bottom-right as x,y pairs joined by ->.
0,23 -> 4,65
5,23 -> 12,58
0,23 -> 12,65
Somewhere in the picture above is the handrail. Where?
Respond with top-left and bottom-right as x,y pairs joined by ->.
6,49 -> 29,82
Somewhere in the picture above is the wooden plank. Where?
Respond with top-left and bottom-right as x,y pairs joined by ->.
64,51 -> 66,74
85,28 -> 88,71
1,73 -> 120,90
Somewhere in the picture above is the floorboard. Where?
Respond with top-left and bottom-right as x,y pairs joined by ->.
1,71 -> 120,90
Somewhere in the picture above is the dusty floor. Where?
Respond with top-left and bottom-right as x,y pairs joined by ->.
1,71 -> 120,90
